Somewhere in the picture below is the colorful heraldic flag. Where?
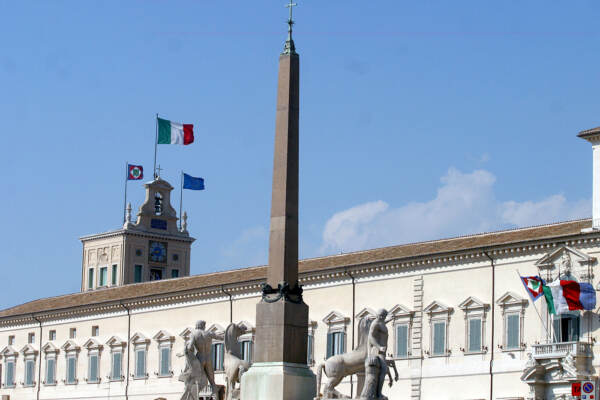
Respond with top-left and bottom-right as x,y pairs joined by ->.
128,164 -> 144,180
183,173 -> 205,190
158,117 -> 194,145
520,276 -> 545,301
544,279 -> 596,314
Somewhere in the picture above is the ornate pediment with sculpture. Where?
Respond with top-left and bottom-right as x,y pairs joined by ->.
535,246 -> 596,283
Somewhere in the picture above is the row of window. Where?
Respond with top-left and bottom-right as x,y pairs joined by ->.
86,264 -> 180,289
9,327 -> 97,347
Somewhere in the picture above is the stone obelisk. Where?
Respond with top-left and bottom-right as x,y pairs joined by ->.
240,3 -> 316,399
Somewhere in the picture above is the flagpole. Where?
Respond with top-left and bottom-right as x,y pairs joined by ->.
154,113 -> 159,178
179,171 -> 184,230
123,161 -> 128,224
516,270 -> 553,342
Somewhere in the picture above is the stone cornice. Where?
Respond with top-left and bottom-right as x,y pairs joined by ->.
3,228 -> 599,328
80,229 -> 195,244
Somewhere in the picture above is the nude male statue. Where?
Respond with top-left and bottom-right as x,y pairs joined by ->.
360,309 -> 391,399
191,320 -> 221,396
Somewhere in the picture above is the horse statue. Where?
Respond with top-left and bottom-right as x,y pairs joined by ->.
223,323 -> 250,400
316,316 -> 374,399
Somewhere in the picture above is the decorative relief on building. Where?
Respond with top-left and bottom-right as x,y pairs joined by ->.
535,246 -> 596,283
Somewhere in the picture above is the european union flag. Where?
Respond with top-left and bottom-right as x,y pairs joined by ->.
183,173 -> 205,190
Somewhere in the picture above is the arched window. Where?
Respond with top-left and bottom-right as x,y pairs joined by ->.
154,192 -> 163,216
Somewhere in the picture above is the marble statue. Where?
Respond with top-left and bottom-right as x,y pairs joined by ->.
224,323 -> 250,400
316,316 -> 373,398
359,309 -> 392,400
178,320 -> 221,400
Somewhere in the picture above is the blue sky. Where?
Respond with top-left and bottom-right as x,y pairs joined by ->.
2,1 -> 599,309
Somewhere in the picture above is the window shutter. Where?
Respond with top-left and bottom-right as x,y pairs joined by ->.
136,350 -> 146,377
307,336 -> 313,364
25,360 -> 34,385
552,317 -> 561,343
7,362 -> 14,386
433,322 -> 445,355
160,348 -> 170,375
571,315 -> 580,342
47,359 -> 55,384
89,355 -> 98,382
507,314 -> 520,349
67,357 -> 76,383
112,352 -> 122,379
396,325 -> 408,357
326,333 -> 333,358
469,319 -> 482,352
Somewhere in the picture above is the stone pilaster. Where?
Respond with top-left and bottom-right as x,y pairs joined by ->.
410,275 -> 424,400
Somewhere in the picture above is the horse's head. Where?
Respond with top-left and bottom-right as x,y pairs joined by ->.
356,315 -> 375,349
224,323 -> 245,355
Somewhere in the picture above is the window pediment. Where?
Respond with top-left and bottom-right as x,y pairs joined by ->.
1,345 -> 18,358
179,328 -> 192,341
322,311 -> 350,325
424,301 -> 453,315
497,292 -> 528,308
20,344 -> 38,357
389,304 -> 414,319
131,332 -> 150,345
82,338 -> 103,351
355,307 -> 376,320
106,336 -> 126,349
61,340 -> 80,353
535,246 -> 594,268
42,342 -> 59,355
459,296 -> 489,311
153,330 -> 175,343
207,324 -> 225,337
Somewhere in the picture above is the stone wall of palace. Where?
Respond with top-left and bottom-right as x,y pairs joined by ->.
2,239 -> 600,399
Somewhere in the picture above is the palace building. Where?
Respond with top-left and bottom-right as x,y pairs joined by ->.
3,21 -> 600,400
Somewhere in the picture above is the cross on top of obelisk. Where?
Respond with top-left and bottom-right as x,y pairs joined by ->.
283,1 -> 298,55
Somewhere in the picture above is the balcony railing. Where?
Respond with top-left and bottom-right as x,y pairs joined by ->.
531,341 -> 593,359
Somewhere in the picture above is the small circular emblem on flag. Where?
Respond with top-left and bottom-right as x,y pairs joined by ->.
128,165 -> 143,180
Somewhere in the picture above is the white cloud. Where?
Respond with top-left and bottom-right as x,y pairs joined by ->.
220,225 -> 268,268
320,168 -> 591,255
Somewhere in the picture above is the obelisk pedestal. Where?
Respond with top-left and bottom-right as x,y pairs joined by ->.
240,5 -> 316,399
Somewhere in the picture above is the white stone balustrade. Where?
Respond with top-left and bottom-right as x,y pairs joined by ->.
531,341 -> 592,359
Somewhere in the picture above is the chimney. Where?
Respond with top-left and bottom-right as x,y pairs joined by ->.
578,127 -> 600,230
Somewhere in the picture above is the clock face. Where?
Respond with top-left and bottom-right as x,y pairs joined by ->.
148,241 -> 167,263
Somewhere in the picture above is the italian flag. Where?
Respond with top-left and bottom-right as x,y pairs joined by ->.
543,279 -> 596,314
158,117 -> 194,145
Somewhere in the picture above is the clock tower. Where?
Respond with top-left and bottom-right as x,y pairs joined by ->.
79,176 -> 195,291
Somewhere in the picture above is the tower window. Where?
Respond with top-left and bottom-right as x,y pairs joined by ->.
88,268 -> 94,289
112,264 -> 118,285
134,265 -> 143,283
154,192 -> 163,215
99,267 -> 108,287
171,269 -> 179,278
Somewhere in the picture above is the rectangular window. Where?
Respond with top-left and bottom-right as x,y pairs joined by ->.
111,352 -> 122,380
8,335 -> 14,345
326,332 -> 345,358
135,349 -> 146,378
552,314 -> 580,343
92,326 -> 99,337
134,265 -> 143,283
46,358 -> 56,384
307,335 -> 314,365
111,264 -> 118,285
88,354 -> 99,383
66,355 -> 77,384
468,318 -> 482,352
49,330 -> 56,341
211,343 -> 224,371
396,324 -> 409,358
70,328 -> 77,339
25,359 -> 35,386
240,340 -> 253,363
99,267 -> 108,286
88,268 -> 94,289
506,314 -> 520,350
159,347 -> 171,376
5,360 -> 15,387
28,332 -> 35,344
432,321 -> 446,356
171,269 -> 179,278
